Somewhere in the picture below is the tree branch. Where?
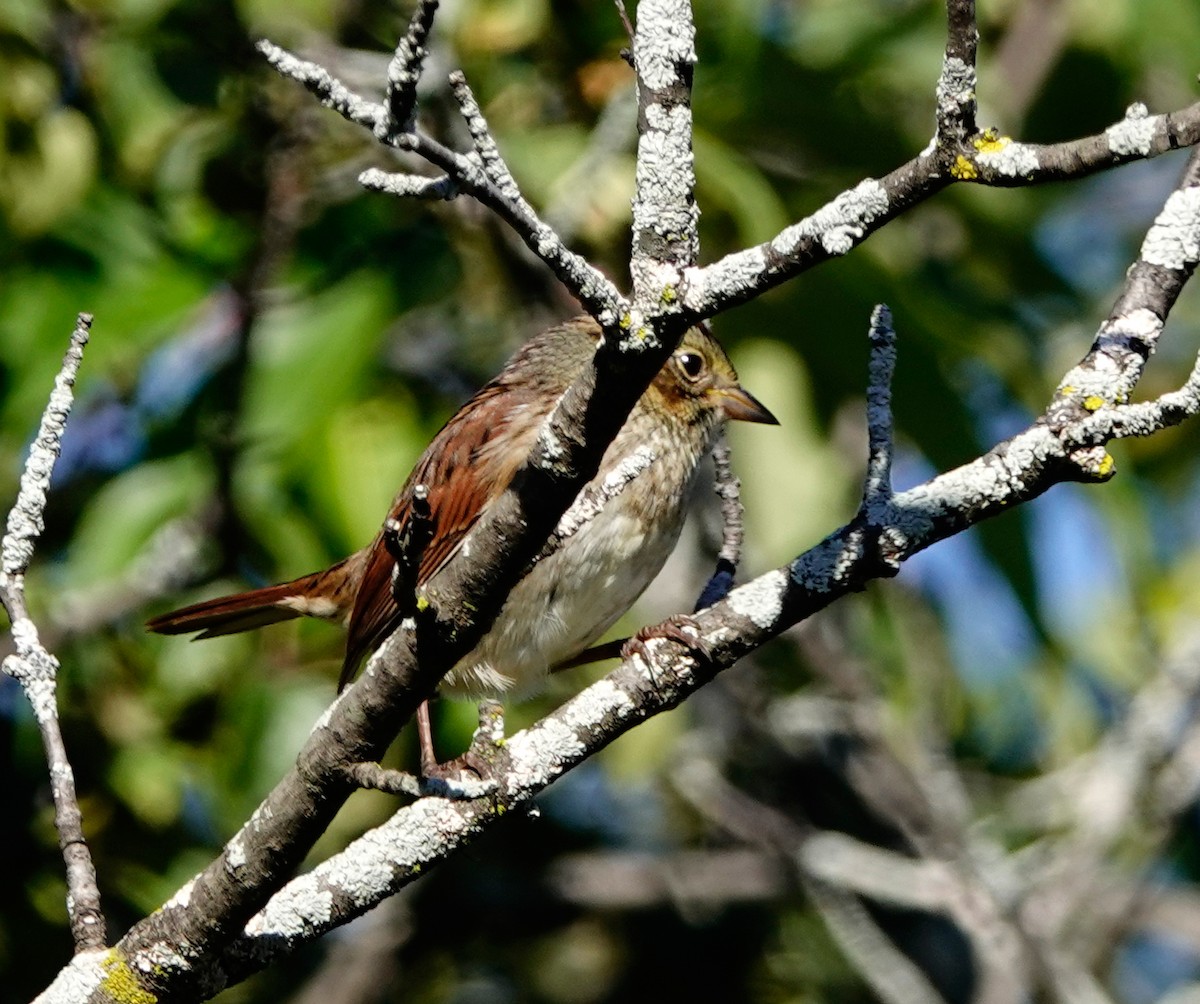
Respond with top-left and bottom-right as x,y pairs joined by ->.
32,0 -> 1200,997
1,314 -> 106,955
256,39 -> 626,325
124,150 -> 1200,986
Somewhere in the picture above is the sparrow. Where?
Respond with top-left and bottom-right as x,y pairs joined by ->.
147,316 -> 776,764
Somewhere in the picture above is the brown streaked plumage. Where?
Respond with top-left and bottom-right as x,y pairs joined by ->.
147,316 -> 776,704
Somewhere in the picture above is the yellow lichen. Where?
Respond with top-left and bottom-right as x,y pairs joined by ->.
1083,395 -> 1105,412
950,155 -> 977,180
1059,384 -> 1076,395
100,952 -> 158,1004
973,129 -> 1010,153
1096,453 -> 1116,477
415,595 -> 430,612
660,284 -> 677,304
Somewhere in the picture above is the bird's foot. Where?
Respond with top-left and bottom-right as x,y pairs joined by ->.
346,701 -> 503,801
344,759 -> 496,800
620,614 -> 712,683
416,752 -> 496,800
417,699 -> 504,799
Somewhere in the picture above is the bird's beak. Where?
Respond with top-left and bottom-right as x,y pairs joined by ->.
716,386 -> 779,425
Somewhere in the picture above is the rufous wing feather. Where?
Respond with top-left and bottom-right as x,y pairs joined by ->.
339,375 -> 545,689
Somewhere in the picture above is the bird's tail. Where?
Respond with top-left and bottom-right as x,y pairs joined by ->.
146,558 -> 360,640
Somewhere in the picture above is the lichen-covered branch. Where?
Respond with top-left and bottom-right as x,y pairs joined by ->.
256,38 -> 626,325
1050,148 -> 1200,470
34,1 -> 1200,998
678,0 -> 1200,328
1,314 -> 106,955
935,0 -> 979,145
628,0 -> 698,302
862,304 -> 897,509
680,99 -> 1200,319
377,0 -> 439,139
159,154 -> 1200,989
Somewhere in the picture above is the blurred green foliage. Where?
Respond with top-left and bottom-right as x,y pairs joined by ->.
4,0 -> 1200,1001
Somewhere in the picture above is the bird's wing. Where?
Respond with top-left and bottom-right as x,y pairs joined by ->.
339,380 -> 545,689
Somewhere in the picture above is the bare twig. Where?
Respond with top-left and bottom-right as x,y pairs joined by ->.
377,0 -> 439,138
936,0 -> 979,145
612,0 -> 635,48
679,103 -> 1200,320
693,432 -> 743,611
1,314 -> 105,954
256,39 -> 626,325
862,304 -> 897,509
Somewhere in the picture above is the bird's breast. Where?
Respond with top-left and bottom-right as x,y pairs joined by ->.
439,476 -> 690,698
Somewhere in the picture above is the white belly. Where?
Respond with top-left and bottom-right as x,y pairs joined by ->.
440,498 -> 687,697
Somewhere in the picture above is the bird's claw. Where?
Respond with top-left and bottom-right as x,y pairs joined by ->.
417,699 -> 504,799
417,751 -> 496,799
620,613 -> 712,684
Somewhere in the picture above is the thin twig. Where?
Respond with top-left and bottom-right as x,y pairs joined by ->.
0,314 -> 106,953
378,0 -> 440,140
936,0 -> 979,144
256,38 -> 626,324
694,432 -> 743,611
613,0 -> 635,47
862,304 -> 896,508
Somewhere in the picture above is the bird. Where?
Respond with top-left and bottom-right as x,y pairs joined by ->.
147,315 -> 776,770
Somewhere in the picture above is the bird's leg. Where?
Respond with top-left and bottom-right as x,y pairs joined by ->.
415,699 -> 504,797
417,699 -> 439,778
343,699 -> 501,801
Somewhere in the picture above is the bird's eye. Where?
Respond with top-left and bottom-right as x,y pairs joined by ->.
676,351 -> 705,381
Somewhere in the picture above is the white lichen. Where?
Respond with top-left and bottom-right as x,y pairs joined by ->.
248,884 -> 334,939
1105,103 -> 1158,156
773,180 -> 890,258
726,569 -> 787,629
935,56 -> 976,115
633,0 -> 697,91
1141,186 -> 1200,270
680,247 -> 769,312
164,877 -> 196,910
135,941 -> 189,973
509,716 -> 586,777
226,834 -> 247,873
975,142 -> 1039,178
